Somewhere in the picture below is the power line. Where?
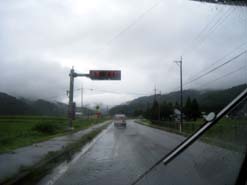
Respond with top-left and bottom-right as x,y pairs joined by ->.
183,49 -> 247,87
182,6 -> 232,57
95,0 -> 162,56
76,87 -> 151,96
181,6 -> 225,56
187,40 -> 247,81
168,49 -> 246,95
191,7 -> 234,53
106,1 -> 162,46
153,7 -> 229,75
181,6 -> 245,89
130,56 -> 247,185
197,65 -> 247,88
183,7 -> 234,59
88,88 -> 149,96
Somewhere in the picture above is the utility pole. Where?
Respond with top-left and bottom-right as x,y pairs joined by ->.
154,86 -> 161,121
81,84 -> 83,114
158,91 -> 161,121
154,86 -> 157,100
174,57 -> 183,132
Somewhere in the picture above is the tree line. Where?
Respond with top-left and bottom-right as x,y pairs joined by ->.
134,97 -> 201,121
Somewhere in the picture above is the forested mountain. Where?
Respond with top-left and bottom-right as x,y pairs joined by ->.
0,92 -> 97,116
1,84 -> 246,116
0,93 -> 67,116
110,84 -> 247,116
0,92 -> 32,115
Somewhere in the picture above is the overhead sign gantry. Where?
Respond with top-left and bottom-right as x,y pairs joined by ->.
67,68 -> 121,129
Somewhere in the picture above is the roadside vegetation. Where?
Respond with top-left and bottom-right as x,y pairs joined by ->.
2,124 -> 108,185
142,96 -> 200,121
110,84 -> 247,117
133,86 -> 247,152
137,118 -> 246,152
0,116 -> 108,153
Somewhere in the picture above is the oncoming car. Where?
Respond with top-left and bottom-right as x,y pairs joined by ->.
113,114 -> 126,127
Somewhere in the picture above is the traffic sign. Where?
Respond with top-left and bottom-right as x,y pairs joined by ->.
67,68 -> 121,129
89,70 -> 121,80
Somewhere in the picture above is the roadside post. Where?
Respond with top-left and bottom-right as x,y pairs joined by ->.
67,68 -> 121,129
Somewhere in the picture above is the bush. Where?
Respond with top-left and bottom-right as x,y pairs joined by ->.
32,121 -> 62,134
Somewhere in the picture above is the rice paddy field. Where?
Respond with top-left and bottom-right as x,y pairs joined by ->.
0,116 -> 108,153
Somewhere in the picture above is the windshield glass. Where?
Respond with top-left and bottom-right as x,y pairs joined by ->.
0,0 -> 246,185
133,96 -> 247,185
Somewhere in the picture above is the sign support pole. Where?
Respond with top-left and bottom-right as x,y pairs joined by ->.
67,68 -> 121,129
68,68 -> 75,129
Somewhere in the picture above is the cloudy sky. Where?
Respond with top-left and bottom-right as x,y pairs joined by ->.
0,0 -> 246,107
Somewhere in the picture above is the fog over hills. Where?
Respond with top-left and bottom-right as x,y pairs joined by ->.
0,1 -> 246,106
0,83 -> 246,116
0,92 -> 93,116
109,84 -> 247,115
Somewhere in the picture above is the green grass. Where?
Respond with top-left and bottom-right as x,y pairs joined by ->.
2,125 -> 108,185
0,116 -> 108,153
137,118 -> 247,151
182,119 -> 246,143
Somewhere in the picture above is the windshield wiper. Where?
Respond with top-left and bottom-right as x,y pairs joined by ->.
131,87 -> 247,185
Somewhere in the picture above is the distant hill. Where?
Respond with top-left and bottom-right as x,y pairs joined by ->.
0,92 -> 98,116
0,92 -> 67,116
0,92 -> 32,115
31,99 -> 67,116
1,84 -> 246,116
109,84 -> 247,116
0,93 -> 74,116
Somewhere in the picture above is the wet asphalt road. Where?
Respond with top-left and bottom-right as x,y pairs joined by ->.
39,120 -> 243,185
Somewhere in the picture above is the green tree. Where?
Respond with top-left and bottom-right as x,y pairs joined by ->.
150,99 -> 159,120
160,101 -> 173,120
133,109 -> 143,117
191,98 -> 200,121
143,104 -> 150,119
184,97 -> 192,120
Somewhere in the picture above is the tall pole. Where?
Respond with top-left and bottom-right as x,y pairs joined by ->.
158,91 -> 161,121
154,86 -> 157,100
81,84 -> 83,111
68,67 -> 75,129
180,57 -> 183,132
174,57 -> 183,132
66,68 -> 121,127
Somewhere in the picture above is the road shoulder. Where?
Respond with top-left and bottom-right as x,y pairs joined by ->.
0,121 -> 111,184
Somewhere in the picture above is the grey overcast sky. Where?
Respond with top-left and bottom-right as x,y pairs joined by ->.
0,0 -> 246,107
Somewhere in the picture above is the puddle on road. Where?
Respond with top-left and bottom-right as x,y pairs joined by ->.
37,124 -> 112,185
